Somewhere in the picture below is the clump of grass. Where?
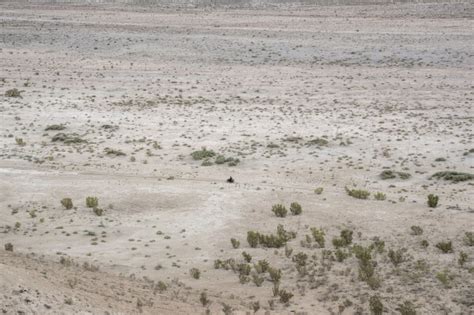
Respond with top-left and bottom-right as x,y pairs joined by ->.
289,202 -> 302,215
458,252 -> 468,266
252,273 -> 264,287
4,243 -> 13,251
191,147 -> 216,160
254,260 -> 269,274
61,198 -> 73,210
199,292 -> 210,307
268,267 -> 282,283
427,194 -> 438,208
86,197 -> 98,208
52,133 -> 85,144
247,231 -> 259,248
306,138 -> 328,146
345,187 -> 370,199
369,295 -> 383,315
272,204 -> 287,217
374,192 -> 386,201
410,226 -> 423,235
436,241 -> 453,253
242,251 -> 252,263
431,171 -> 474,183
5,88 -> 21,97
190,268 -> 201,279
436,270 -> 453,288
230,238 -> 240,249
335,249 -> 350,262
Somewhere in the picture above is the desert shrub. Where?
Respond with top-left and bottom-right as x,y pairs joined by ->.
252,273 -> 264,287
380,170 -> 411,180
369,238 -> 385,254
289,202 -> 302,215
4,243 -> 13,251
458,252 -> 468,267
374,192 -> 386,201
314,187 -> 324,195
5,88 -> 21,97
345,187 -> 370,199
52,133 -> 85,144
421,240 -> 429,248
247,231 -> 259,248
251,301 -> 260,313
410,226 -> 423,236
431,171 -> 474,183
436,241 -> 453,253
61,198 -> 73,210
215,155 -> 227,164
464,232 -> 474,246
201,159 -> 213,166
369,295 -> 383,315
285,245 -> 293,257
272,204 -> 287,217
230,238 -> 240,249
191,148 -> 216,160
237,263 -> 251,276
279,289 -> 293,304
333,229 -> 353,248
335,249 -> 350,262
199,292 -> 210,307
254,260 -> 269,274
105,147 -> 126,156
86,197 -> 98,208
15,138 -> 25,146
190,268 -> 200,279
306,138 -> 328,146
388,249 -> 405,266
397,301 -> 416,315
292,252 -> 308,267
436,270 -> 453,288
242,251 -> 252,263
45,124 -> 65,131
427,194 -> 439,208
93,207 -> 104,216
311,227 -> 325,248
222,303 -> 233,315
353,245 -> 379,289
268,267 -> 282,283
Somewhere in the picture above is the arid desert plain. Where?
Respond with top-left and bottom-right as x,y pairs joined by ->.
0,1 -> 473,314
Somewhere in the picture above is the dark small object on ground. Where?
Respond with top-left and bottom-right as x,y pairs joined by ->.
227,176 -> 234,183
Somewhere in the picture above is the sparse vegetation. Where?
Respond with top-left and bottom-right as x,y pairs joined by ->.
5,88 -> 21,97
86,197 -> 99,208
271,204 -> 287,217
61,198 -> 73,210
230,238 -> 240,249
431,171 -> 474,183
289,202 -> 302,215
427,194 -> 439,208
190,268 -> 201,279
345,187 -> 370,199
436,241 -> 453,253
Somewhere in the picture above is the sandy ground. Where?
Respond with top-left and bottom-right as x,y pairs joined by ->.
0,1 -> 473,314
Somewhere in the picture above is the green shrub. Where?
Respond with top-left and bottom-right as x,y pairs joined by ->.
272,204 -> 287,217
105,148 -> 126,156
436,241 -> 453,253
436,270 -> 453,288
45,124 -> 66,131
369,295 -> 383,315
311,228 -> 325,248
333,229 -> 353,248
15,138 -> 25,146
289,202 -> 302,215
252,273 -> 264,287
191,147 -> 216,160
254,260 -> 269,274
335,249 -> 350,262
292,252 -> 308,267
86,197 -> 98,208
314,187 -> 324,195
230,238 -> 240,249
427,194 -> 439,208
345,187 -> 370,199
190,268 -> 201,279
421,240 -> 429,248
61,198 -> 73,210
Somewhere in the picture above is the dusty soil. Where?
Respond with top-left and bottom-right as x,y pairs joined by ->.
0,1 -> 473,314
